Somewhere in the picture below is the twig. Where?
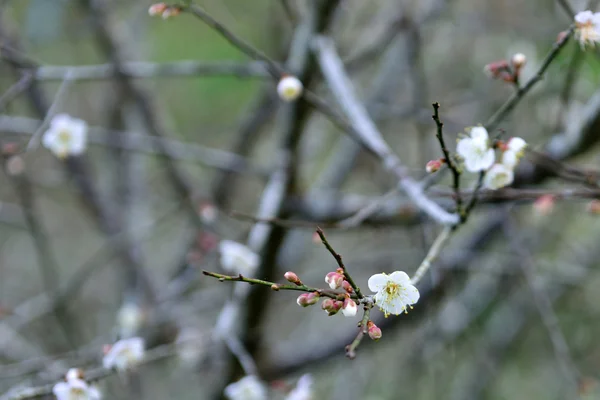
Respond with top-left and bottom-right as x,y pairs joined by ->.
312,35 -> 459,226
337,189 -> 399,228
315,227 -> 363,299
0,72 -> 33,112
432,102 -> 462,214
202,271 -> 348,300
344,304 -> 373,359
484,26 -> 574,131
410,226 -> 452,285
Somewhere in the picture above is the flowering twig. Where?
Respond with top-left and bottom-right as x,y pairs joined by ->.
201,271 -> 352,300
315,227 -> 364,299
485,26 -> 574,132
432,102 -> 462,215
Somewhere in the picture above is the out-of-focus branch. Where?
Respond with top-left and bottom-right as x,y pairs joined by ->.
29,60 -> 270,81
312,36 -> 459,226
0,115 -> 268,177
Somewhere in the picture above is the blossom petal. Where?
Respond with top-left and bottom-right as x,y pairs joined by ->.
502,150 -> 518,169
507,137 -> 527,153
481,148 -> 496,170
388,271 -> 411,285
368,273 -> 389,292
469,126 -> 489,141
52,382 -> 70,400
456,138 -> 475,159
403,285 -> 420,304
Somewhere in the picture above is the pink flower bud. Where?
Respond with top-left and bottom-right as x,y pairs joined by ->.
341,298 -> 358,317
342,280 -> 353,293
321,298 -> 334,311
325,272 -> 344,290
148,3 -> 168,16
426,159 -> 443,173
297,293 -> 310,307
284,271 -> 301,284
586,200 -> 600,215
533,195 -> 555,216
511,53 -> 527,70
483,60 -> 510,79
367,321 -> 382,341
321,298 -> 343,316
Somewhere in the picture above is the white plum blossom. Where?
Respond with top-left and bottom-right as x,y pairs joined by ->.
575,11 -> 600,48
102,337 -> 145,371
483,163 -> 514,190
502,137 -> 527,169
53,378 -> 101,400
368,271 -> 420,317
456,126 -> 495,172
277,76 -> 303,101
219,240 -> 260,276
285,374 -> 313,400
42,114 -> 88,158
224,375 -> 268,400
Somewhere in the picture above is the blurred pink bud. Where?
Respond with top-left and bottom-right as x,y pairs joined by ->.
342,280 -> 353,293
341,298 -> 358,317
325,272 -> 344,290
533,195 -> 555,216
426,159 -> 443,173
284,271 -> 301,284
198,202 -> 218,224
312,232 -> 321,244
586,200 -> 600,214
297,292 -> 319,307
148,3 -> 168,16
367,321 -> 382,341
484,60 -> 510,79
511,53 -> 527,70
321,298 -> 343,316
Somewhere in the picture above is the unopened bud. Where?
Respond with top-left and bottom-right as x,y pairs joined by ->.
321,298 -> 343,316
148,3 -> 168,16
367,321 -> 382,341
297,292 -> 319,307
277,75 -> 303,102
533,195 -> 555,216
284,271 -> 301,284
162,7 -> 181,19
342,280 -> 353,293
483,60 -> 510,79
511,53 -> 527,70
557,30 -> 568,44
65,368 -> 84,381
271,284 -> 280,291
586,200 -> 600,214
325,272 -> 344,290
426,159 -> 443,174
198,202 -> 218,224
341,298 -> 358,317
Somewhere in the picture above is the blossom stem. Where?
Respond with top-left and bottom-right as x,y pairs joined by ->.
432,102 -> 462,214
202,270 -> 353,300
315,227 -> 364,299
345,303 -> 372,359
411,226 -> 452,285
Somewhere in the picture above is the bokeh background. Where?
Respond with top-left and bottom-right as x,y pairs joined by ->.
1,0 -> 600,399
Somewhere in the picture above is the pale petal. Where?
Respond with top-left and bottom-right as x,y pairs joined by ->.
502,150 -> 518,169
575,10 -> 594,24
480,148 -> 496,170
383,297 -> 407,315
49,113 -> 74,128
456,138 -> 475,159
388,271 -> 411,285
403,285 -> 420,304
507,137 -> 526,153
469,126 -> 489,141
88,386 -> 103,400
368,273 -> 389,292
52,382 -> 70,400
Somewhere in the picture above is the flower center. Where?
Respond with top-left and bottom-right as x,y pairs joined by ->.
384,282 -> 401,298
58,130 -> 72,144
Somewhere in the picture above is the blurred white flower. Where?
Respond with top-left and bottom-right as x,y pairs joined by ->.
224,375 -> 268,400
42,114 -> 88,158
65,368 -> 84,382
176,327 -> 206,367
277,76 -> 303,102
501,137 -> 527,170
285,374 -> 313,400
53,378 -> 101,400
456,127 -> 495,172
102,337 -> 145,371
368,271 -> 420,317
117,303 -> 145,338
219,240 -> 260,276
483,163 -> 514,190
575,10 -> 600,48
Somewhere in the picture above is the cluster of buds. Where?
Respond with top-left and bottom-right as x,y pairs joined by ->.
294,269 -> 358,317
484,53 -> 526,85
148,3 -> 181,19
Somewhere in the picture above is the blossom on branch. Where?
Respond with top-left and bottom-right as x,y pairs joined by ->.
102,337 -> 145,371
224,375 -> 268,400
341,298 -> 358,317
574,10 -> 600,48
456,127 -> 495,172
42,114 -> 88,159
219,240 -> 260,276
277,75 -> 303,101
53,378 -> 101,400
368,271 -> 420,317
483,163 -> 514,190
